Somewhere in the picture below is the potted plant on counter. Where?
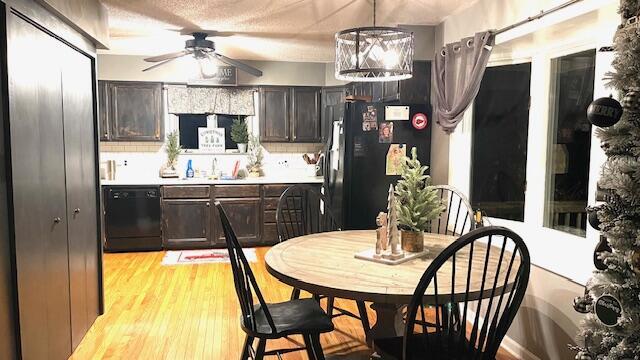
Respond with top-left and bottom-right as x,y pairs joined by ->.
231,116 -> 249,153
160,130 -> 181,178
246,134 -> 264,177
395,147 -> 445,252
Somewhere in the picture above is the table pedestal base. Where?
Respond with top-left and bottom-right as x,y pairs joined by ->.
367,303 -> 405,346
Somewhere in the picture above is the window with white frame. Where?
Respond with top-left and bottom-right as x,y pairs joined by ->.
544,49 -> 596,237
470,63 -> 531,221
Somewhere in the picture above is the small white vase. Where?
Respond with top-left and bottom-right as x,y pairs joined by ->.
237,143 -> 248,153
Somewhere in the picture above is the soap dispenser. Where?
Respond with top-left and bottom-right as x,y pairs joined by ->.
186,159 -> 194,178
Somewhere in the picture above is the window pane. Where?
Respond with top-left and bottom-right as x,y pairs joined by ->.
471,63 -> 531,221
545,49 -> 596,237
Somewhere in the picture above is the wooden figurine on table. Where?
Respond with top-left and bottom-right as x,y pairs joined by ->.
384,184 -> 404,260
375,212 -> 388,258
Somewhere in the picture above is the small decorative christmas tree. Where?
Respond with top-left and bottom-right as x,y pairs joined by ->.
385,184 -> 403,260
231,117 -> 249,144
161,130 -> 181,177
246,134 -> 264,176
395,147 -> 445,233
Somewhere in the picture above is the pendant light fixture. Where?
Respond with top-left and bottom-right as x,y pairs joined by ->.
335,0 -> 414,82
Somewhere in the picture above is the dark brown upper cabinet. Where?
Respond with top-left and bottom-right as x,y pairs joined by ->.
259,86 -> 321,143
346,61 -> 431,104
99,81 -> 164,142
259,87 -> 290,142
320,86 -> 345,142
291,87 -> 321,142
98,81 -> 110,141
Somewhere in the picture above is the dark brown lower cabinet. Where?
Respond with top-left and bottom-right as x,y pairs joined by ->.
162,199 -> 212,249
3,2 -> 102,359
215,198 -> 262,246
157,184 -> 320,249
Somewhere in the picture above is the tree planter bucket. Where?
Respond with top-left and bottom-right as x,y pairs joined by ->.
237,143 -> 248,153
401,230 -> 424,253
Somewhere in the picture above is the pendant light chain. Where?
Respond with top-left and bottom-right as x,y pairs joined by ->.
373,0 -> 376,27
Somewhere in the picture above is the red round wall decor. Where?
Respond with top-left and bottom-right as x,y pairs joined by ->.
412,112 -> 428,130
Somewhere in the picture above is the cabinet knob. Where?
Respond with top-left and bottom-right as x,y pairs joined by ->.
53,217 -> 62,224
74,208 -> 81,214
206,202 -> 211,207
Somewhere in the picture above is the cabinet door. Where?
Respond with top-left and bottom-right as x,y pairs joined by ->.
98,80 -> 110,141
320,87 -> 345,142
259,87 -> 289,142
7,12 -> 72,359
399,60 -> 431,104
61,44 -> 100,349
109,81 -> 163,141
162,199 -> 212,249
215,198 -> 262,246
382,80 -> 400,102
291,87 -> 321,142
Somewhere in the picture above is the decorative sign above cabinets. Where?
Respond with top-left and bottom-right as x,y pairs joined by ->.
188,66 -> 238,86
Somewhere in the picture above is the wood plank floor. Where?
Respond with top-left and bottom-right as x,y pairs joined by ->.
71,248 -> 518,360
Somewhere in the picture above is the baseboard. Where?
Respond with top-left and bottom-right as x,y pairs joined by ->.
466,309 -> 542,360
500,334 -> 542,360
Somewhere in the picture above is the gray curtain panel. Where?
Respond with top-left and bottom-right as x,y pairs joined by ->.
433,31 -> 494,134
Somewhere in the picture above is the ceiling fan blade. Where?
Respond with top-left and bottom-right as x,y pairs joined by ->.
142,57 -> 181,72
173,29 -> 234,37
213,53 -> 263,77
144,50 -> 191,63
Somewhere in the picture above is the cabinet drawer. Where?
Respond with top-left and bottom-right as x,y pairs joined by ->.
162,185 -> 211,199
262,223 -> 279,244
264,210 -> 276,223
263,184 -> 292,197
214,185 -> 260,198
263,198 -> 279,210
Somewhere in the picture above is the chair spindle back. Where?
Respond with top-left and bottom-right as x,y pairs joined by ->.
404,226 -> 530,360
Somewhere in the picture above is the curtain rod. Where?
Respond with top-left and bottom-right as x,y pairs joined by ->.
493,0 -> 584,35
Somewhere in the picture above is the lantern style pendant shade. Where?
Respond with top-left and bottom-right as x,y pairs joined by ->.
335,26 -> 414,82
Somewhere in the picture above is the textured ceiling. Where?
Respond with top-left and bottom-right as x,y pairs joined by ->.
101,0 -> 479,62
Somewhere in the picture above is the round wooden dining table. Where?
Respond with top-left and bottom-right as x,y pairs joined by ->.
264,229 -> 518,344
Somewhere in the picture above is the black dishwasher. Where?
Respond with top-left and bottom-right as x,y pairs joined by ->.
104,186 -> 162,252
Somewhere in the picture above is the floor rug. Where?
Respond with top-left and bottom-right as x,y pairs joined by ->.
161,249 -> 257,265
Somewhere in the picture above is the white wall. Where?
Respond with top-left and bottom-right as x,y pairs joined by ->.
435,1 -> 619,358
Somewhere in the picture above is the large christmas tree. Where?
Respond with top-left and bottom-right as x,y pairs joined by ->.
573,1 -> 640,358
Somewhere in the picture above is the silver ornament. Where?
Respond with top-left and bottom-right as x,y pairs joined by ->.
622,89 -> 640,113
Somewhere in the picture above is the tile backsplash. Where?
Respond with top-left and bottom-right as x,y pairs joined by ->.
100,141 -> 324,180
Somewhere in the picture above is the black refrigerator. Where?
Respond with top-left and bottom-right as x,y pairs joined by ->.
324,101 -> 432,230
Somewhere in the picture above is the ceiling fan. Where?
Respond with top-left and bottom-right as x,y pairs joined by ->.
142,31 -> 263,77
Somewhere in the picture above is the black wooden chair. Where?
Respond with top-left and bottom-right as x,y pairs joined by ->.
374,226 -> 530,360
276,185 -> 371,338
216,201 -> 334,360
431,185 -> 476,236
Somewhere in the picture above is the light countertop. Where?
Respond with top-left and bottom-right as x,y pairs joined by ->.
100,175 -> 324,186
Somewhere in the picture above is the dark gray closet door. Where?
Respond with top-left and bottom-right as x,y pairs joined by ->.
0,3 -> 17,358
7,12 -> 71,360
61,43 -> 100,350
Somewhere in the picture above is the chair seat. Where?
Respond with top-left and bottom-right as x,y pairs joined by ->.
251,299 -> 334,337
374,333 -> 479,360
